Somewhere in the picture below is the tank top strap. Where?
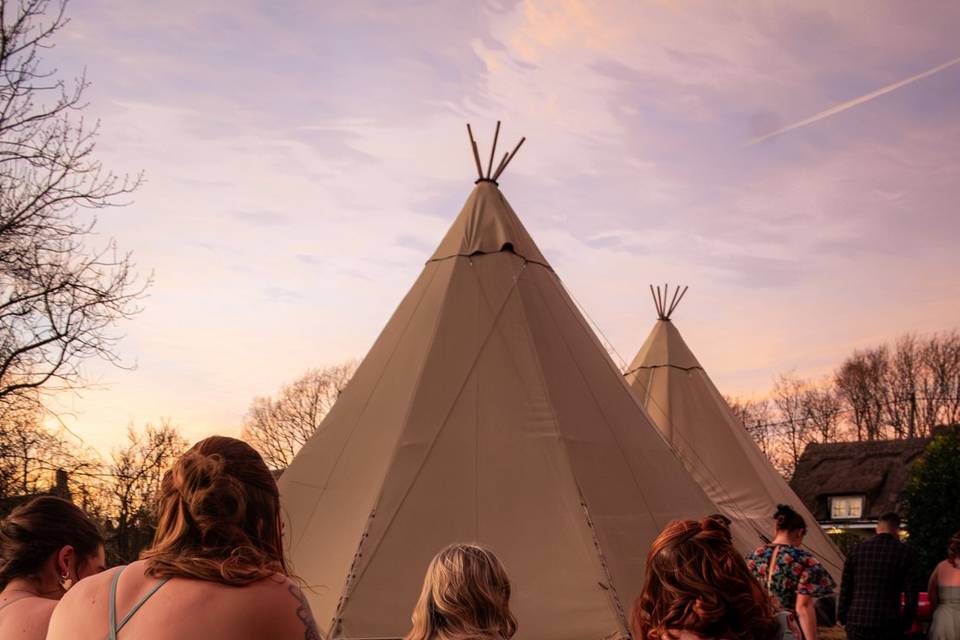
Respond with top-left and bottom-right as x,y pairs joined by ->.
107,565 -> 170,639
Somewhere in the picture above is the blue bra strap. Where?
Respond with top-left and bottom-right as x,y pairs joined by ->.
108,566 -> 124,640
108,565 -> 170,639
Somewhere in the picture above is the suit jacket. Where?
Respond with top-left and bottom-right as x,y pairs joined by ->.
839,533 -> 920,630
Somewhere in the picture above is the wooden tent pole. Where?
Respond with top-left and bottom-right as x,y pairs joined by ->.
466,124 -> 484,180
486,121 -> 501,179
666,285 -> 681,319
493,152 -> 510,180
493,137 -> 526,180
670,285 -> 689,317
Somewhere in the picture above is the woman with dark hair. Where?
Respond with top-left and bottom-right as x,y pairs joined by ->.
404,543 -> 517,640
47,436 -> 320,640
0,496 -> 105,640
633,517 -> 798,639
746,504 -> 835,640
928,530 -> 960,639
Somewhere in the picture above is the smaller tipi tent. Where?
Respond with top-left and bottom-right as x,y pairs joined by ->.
624,286 -> 844,582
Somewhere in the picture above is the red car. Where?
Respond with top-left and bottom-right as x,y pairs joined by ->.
904,591 -> 932,637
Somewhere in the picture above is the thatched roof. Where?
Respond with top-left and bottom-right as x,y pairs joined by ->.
790,438 -> 928,522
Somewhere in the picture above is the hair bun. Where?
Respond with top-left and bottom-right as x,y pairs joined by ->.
699,515 -> 733,543
169,450 -> 249,540
171,451 -> 226,495
772,504 -> 806,532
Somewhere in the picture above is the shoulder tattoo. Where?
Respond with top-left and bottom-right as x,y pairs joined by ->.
288,583 -> 322,640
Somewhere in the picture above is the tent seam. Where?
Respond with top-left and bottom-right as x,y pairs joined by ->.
340,257 -> 529,595
293,264 -> 444,549
329,258 -> 461,631
522,269 -> 654,635
533,273 -> 664,531
622,363 -> 704,377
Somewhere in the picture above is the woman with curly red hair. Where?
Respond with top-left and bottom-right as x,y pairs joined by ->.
633,517 -> 798,640
47,436 -> 320,640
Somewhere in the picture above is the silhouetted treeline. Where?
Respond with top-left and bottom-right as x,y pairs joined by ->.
729,330 -> 960,478
0,397 -> 185,564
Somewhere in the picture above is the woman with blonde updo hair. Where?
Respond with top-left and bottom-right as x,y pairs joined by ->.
633,517 -> 798,640
47,436 -> 320,640
405,543 -> 517,640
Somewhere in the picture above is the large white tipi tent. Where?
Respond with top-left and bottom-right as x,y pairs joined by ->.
623,286 -> 844,583
278,128 -> 760,640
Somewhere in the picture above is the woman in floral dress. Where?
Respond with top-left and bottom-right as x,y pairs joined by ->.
747,505 -> 836,640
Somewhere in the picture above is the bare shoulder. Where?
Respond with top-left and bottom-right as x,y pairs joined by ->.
9,597 -> 58,640
47,566 -> 121,639
246,575 -> 323,640
63,565 -> 121,608
935,559 -> 957,575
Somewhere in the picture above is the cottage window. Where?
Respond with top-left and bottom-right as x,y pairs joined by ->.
829,495 -> 864,520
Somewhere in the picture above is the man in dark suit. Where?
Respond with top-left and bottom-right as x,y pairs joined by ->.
839,512 -> 920,640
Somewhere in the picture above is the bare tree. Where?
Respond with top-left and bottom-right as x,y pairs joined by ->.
0,0 -> 146,405
922,331 -> 960,429
802,379 -> 844,443
835,347 -> 889,440
242,361 -> 357,470
727,395 -> 774,453
771,373 -> 818,478
726,394 -> 793,477
108,421 -> 186,562
0,393 -> 99,500
884,334 -> 921,439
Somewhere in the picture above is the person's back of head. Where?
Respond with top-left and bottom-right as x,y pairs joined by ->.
405,543 -> 517,640
949,530 -> 960,568
876,512 -> 901,536
140,435 -> 287,585
773,504 -> 806,536
0,495 -> 104,594
633,517 -> 780,640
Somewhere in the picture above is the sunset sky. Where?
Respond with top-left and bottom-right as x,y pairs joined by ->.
43,1 -> 960,454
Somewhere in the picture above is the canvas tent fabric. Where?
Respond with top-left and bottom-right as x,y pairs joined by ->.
623,316 -> 845,584
279,181 -> 763,640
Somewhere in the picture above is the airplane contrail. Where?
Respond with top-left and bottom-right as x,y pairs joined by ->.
748,55 -> 960,145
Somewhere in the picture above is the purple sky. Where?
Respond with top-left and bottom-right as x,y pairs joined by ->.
43,1 -> 960,453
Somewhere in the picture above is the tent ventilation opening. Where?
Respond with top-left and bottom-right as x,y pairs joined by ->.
466,121 -> 525,186
650,283 -> 688,321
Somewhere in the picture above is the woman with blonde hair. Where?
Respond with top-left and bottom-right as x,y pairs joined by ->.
405,543 -> 517,640
0,496 -> 105,640
47,436 -> 319,640
634,517 -> 799,640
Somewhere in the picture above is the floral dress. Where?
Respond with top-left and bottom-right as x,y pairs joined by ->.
746,544 -> 836,610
